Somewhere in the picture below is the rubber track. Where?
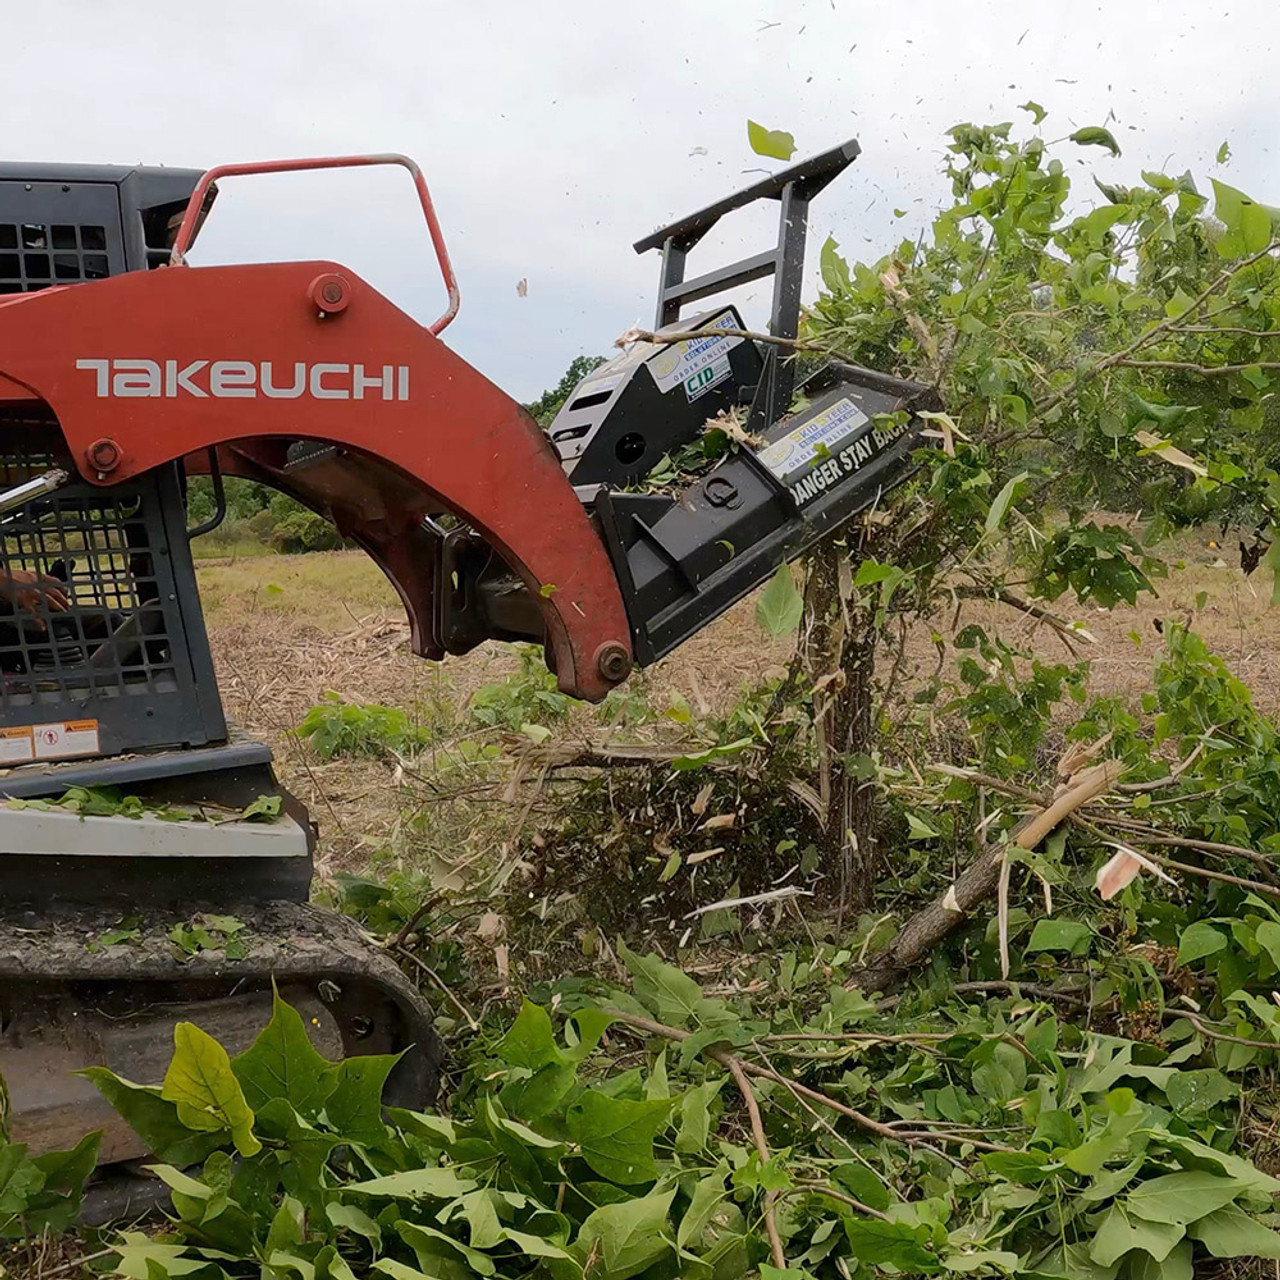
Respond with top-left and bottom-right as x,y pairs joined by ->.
0,899 -> 444,1101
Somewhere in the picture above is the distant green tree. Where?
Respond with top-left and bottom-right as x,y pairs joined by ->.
526,353 -> 607,427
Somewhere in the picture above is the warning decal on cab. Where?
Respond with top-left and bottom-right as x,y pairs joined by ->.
0,719 -> 101,763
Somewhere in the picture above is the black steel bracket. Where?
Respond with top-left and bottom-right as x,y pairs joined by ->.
634,138 -> 861,430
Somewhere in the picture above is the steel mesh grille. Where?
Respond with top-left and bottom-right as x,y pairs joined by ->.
0,450 -> 179,712
0,222 -> 110,294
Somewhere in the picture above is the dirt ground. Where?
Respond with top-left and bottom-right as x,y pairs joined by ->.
197,534 -> 1280,879
198,551 -> 795,876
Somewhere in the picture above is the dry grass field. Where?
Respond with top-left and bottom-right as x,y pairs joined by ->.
195,533 -> 1280,881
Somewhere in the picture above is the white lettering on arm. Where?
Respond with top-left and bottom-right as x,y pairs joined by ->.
310,363 -> 350,399
209,361 -> 257,397
75,359 -> 109,397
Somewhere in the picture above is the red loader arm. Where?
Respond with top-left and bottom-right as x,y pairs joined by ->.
0,258 -> 632,700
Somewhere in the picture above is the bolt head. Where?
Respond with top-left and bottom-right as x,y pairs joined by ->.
86,438 -> 121,473
595,642 -> 632,684
308,272 -> 350,315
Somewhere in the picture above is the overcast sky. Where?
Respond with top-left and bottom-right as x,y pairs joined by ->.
5,1 -> 1275,401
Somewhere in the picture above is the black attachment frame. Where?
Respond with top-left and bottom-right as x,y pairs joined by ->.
634,138 -> 860,429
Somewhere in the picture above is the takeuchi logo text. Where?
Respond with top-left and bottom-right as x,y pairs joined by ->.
74,359 -> 410,401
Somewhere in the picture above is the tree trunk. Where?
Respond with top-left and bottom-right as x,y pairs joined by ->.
803,542 -> 880,918
848,759 -> 1123,993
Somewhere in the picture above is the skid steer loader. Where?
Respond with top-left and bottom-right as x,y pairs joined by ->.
0,140 -> 936,1212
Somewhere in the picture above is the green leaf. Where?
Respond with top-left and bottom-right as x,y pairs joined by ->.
671,737 -> 755,771
1089,1206 -> 1183,1267
574,1184 -> 676,1280
1176,922 -> 1228,966
266,1197 -> 306,1256
160,1023 -> 261,1156
1026,918 -> 1093,955
78,1068 -> 224,1166
315,1245 -> 358,1280
496,1000 -> 564,1070
1030,1242 -> 1118,1280
756,563 -> 803,635
1190,1203 -> 1280,1257
321,1053 -> 400,1143
1164,1068 -> 1237,1119
985,471 -> 1028,535
1257,920 -> 1280,970
1126,1170 -> 1244,1224
398,1220 -> 497,1278
565,1089 -> 673,1183
1263,538 -> 1280,608
457,1189 -> 503,1250
255,1097 -> 341,1183
906,811 -> 940,841
1217,140 -> 1231,164
231,988 -> 336,1116
820,236 -> 852,293
1212,178 -> 1276,257
0,1144 -> 43,1222
501,1062 -> 576,1120
387,1108 -> 457,1147
23,1131 -> 99,1234
1062,1104 -> 1143,1176
326,1201 -> 383,1252
344,1167 -> 478,1200
372,1263 -> 428,1280
675,1077 -> 724,1152
835,1163 -> 892,1211
944,1252 -> 1020,1274
747,120 -> 796,161
1129,1241 -> 1192,1280
497,1228 -> 578,1269
1159,1132 -> 1280,1196
239,794 -> 282,822
565,1008 -> 614,1062
842,1218 -> 942,1272
144,1163 -> 212,1201
678,1165 -> 730,1249
110,1235 -> 207,1280
620,941 -> 717,1027
1020,101 -> 1047,125
1070,126 -> 1121,158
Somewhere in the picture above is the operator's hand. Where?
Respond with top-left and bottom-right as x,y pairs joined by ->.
3,569 -> 71,625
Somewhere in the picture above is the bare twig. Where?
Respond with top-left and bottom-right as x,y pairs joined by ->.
508,737 -> 700,771
386,895 -> 442,952
953,582 -> 1093,655
34,1249 -> 116,1278
1033,237 -> 1280,420
1163,1007 -> 1280,1052
617,323 -> 840,360
927,764 -> 1047,806
393,948 -> 480,1030
793,1182 -> 892,1222
1115,359 -> 1280,376
1143,852 -> 1280,899
605,1007 -> 1014,1152
1167,324 -> 1280,338
724,1056 -> 787,1269
1116,739 -> 1209,793
686,886 -> 812,919
1086,815 -> 1279,876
